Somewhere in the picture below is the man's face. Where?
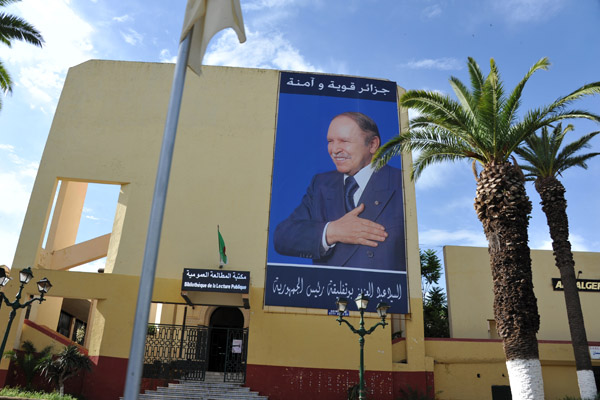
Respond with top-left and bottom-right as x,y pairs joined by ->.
327,116 -> 380,176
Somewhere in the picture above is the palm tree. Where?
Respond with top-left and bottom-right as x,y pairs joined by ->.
515,123 -> 599,399
373,57 -> 600,399
37,345 -> 92,396
0,0 -> 44,109
3,340 -> 52,390
420,248 -> 442,299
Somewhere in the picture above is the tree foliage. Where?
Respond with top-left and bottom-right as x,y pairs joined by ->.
374,57 -> 600,177
3,340 -> 51,390
516,123 -> 599,398
37,345 -> 92,396
516,123 -> 600,180
375,56 -> 600,398
0,0 -> 44,109
420,249 -> 449,338
420,249 -> 441,299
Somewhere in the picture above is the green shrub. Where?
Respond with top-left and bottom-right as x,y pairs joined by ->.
0,386 -> 78,399
3,340 -> 52,390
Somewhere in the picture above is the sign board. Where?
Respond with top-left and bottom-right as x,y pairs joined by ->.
232,339 -> 242,354
182,268 -> 250,294
590,346 -> 600,360
551,278 -> 600,292
265,71 -> 408,314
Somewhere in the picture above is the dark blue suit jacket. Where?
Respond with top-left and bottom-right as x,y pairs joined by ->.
273,165 -> 406,271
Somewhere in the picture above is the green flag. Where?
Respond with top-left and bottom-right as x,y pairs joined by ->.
218,226 -> 227,266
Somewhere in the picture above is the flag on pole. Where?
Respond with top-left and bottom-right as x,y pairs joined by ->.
218,226 -> 227,266
124,3 -> 246,399
181,0 -> 247,75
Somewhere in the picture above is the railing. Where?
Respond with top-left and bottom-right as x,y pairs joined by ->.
143,324 -> 247,383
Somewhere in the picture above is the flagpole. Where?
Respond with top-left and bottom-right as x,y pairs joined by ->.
123,31 -> 192,400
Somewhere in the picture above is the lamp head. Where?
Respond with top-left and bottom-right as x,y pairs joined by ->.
375,302 -> 390,318
37,278 -> 52,294
354,293 -> 369,311
19,267 -> 34,284
336,297 -> 348,313
0,267 -> 11,287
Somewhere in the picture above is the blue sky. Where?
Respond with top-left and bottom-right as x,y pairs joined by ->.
1,0 -> 599,275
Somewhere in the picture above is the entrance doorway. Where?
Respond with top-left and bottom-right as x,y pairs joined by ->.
208,307 -> 244,372
142,305 -> 248,383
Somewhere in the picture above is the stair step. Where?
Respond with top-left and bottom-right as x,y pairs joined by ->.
120,377 -> 268,400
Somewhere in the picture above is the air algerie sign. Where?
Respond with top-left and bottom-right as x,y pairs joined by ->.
552,278 -> 600,292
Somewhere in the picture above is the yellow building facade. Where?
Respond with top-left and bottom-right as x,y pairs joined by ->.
1,60 -> 598,400
441,246 -> 600,399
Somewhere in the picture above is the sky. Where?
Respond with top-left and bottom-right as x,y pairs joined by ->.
1,0 -> 599,280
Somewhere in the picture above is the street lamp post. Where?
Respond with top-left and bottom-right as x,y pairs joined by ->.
0,267 -> 52,357
335,294 -> 390,400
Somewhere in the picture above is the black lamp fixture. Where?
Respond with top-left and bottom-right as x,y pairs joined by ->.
0,266 -> 52,357
19,266 -> 34,285
334,294 -> 390,400
0,267 -> 11,288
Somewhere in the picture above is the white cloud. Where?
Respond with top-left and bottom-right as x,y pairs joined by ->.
401,58 -> 462,71
0,146 -> 38,266
112,14 -> 131,23
245,0 -> 302,11
4,0 -> 95,112
419,228 -> 487,248
0,170 -> 33,216
204,29 -> 319,72
533,233 -> 590,252
492,0 -> 565,24
85,215 -> 100,221
407,108 -> 422,121
422,4 -> 442,19
414,158 -> 471,190
159,49 -> 177,64
120,28 -> 144,46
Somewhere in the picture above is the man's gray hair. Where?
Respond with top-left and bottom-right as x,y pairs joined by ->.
334,111 -> 380,144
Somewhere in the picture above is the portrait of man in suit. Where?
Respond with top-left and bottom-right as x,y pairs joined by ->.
273,111 -> 405,271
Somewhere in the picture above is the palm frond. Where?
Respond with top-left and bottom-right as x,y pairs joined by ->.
539,109 -> 600,126
516,164 -> 539,181
501,57 -> 550,129
449,76 -> 475,118
540,82 -> 600,117
557,152 -> 600,175
479,59 -> 504,158
0,60 -> 11,94
373,134 -> 406,169
516,123 -> 600,179
467,57 -> 485,103
411,145 -> 474,181
515,125 -> 558,177
375,56 -> 600,183
400,90 -> 470,129
556,130 -> 599,161
0,13 -> 44,47
0,0 -> 21,6
374,125 -> 484,180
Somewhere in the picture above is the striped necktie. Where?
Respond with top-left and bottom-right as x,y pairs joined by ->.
344,176 -> 359,212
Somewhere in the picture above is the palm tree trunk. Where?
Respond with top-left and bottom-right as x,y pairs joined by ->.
535,176 -> 597,399
475,162 -> 544,400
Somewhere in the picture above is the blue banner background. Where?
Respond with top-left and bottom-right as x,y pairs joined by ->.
266,71 -> 408,312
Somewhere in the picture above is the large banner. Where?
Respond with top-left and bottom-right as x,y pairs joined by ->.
265,72 -> 408,314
